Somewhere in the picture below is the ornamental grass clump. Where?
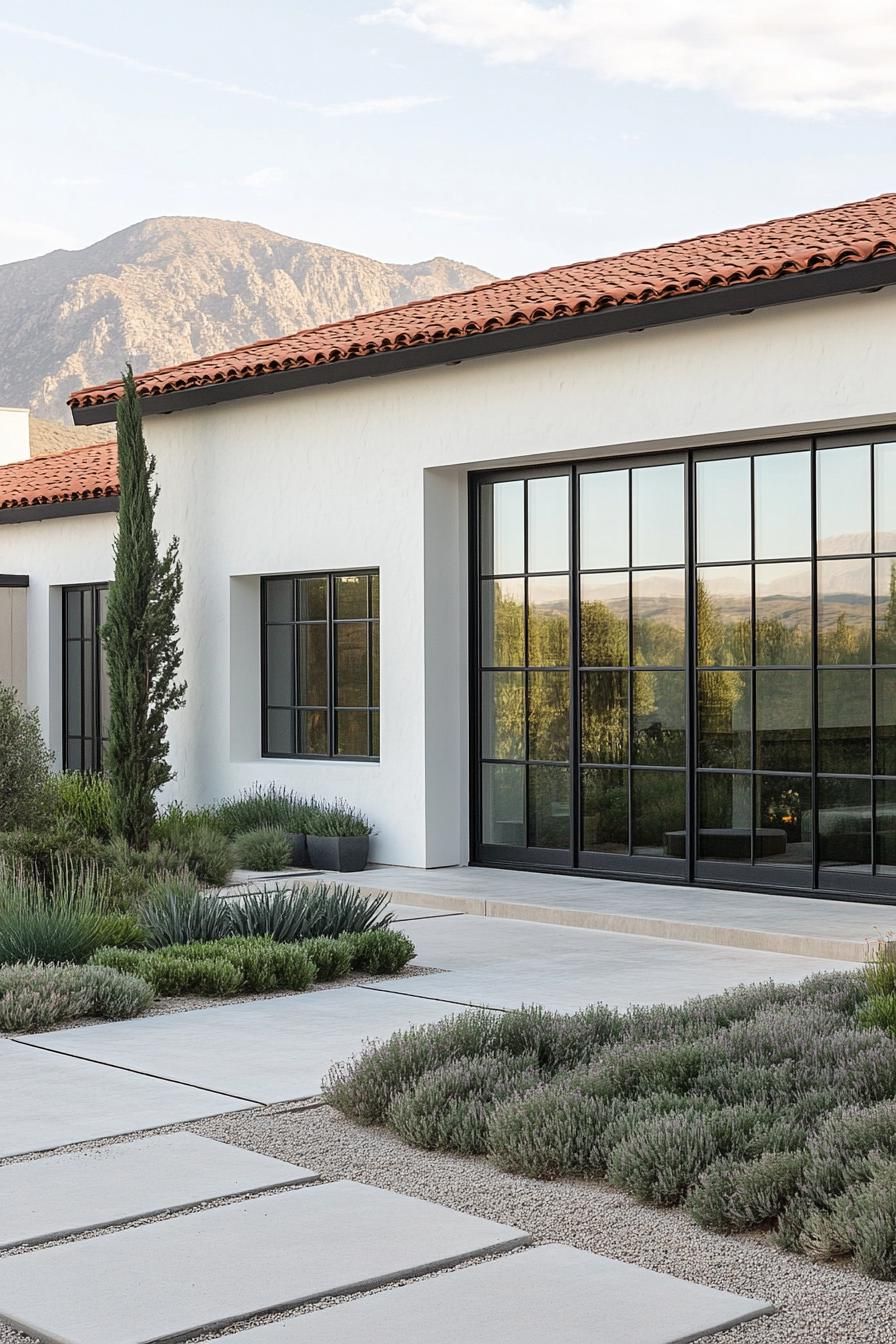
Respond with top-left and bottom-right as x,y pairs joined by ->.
232,828 -> 292,873
209,785 -> 312,838
0,858 -> 111,965
0,961 -> 153,1032
228,882 -> 392,941
139,877 -> 231,947
305,799 -> 373,838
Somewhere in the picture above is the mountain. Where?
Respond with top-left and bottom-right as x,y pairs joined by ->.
0,217 -> 496,420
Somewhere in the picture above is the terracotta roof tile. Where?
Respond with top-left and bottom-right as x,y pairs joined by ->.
0,440 -> 118,512
69,193 -> 896,411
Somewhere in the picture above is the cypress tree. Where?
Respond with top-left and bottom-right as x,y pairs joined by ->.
102,366 -> 186,848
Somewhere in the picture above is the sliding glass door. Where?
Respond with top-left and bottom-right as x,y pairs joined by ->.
471,434 -> 896,901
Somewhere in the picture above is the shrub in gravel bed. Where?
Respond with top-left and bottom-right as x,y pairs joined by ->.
232,827 -> 292,872
341,928 -> 415,975
0,961 -> 153,1031
301,936 -> 353,981
326,969 -> 896,1279
388,1053 -> 543,1154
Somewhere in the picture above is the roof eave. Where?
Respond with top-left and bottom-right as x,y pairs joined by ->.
70,255 -> 896,426
0,496 -> 119,525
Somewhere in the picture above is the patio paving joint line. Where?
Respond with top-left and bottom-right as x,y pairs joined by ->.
358,984 -> 507,1013
8,1038 -> 266,1106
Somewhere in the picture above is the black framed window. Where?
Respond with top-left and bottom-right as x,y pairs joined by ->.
262,570 -> 379,760
472,432 -> 896,902
62,584 -> 110,772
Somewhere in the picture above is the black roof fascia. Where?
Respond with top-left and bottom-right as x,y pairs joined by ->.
0,574 -> 28,586
0,496 -> 119,526
70,254 -> 896,426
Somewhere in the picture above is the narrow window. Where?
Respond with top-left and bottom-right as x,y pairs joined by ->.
62,584 -> 110,771
262,571 -> 379,760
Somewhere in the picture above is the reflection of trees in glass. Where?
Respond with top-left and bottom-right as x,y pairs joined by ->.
487,583 -> 524,666
529,766 -> 570,848
581,598 -> 627,666
878,560 -> 896,663
818,610 -> 872,664
528,671 -> 569,761
485,672 -> 524,760
582,769 -> 628,851
581,671 -> 627,763
528,600 -> 569,666
632,771 -> 685,850
632,672 -> 685,764
696,575 -> 750,665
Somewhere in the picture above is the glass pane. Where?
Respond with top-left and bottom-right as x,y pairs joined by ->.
265,578 -> 294,622
370,573 -> 380,618
876,669 -> 896,776
370,622 -> 380,708
335,573 -> 369,619
755,451 -> 811,560
632,670 -> 685,765
527,577 -> 569,666
632,570 -> 685,666
755,562 -> 812,665
298,623 -> 328,706
266,708 -> 294,754
875,442 -> 896,553
528,765 -> 570,849
755,775 -> 812,867
297,576 -> 327,621
632,770 -> 686,857
481,578 -> 525,667
696,458 -> 751,563
698,773 -> 752,862
527,477 -> 569,573
65,739 -> 83,772
480,480 -> 524,575
580,470 -> 628,569
818,668 -> 871,775
481,671 -> 525,760
875,558 -> 896,663
818,776 -> 872,872
697,671 -> 751,768
696,566 -> 751,666
527,670 -> 569,761
582,768 -> 628,853
371,710 -> 380,757
481,763 -> 525,846
98,640 -> 110,739
580,573 -> 628,666
632,463 -> 684,566
336,709 -> 369,756
335,623 -> 368,707
817,444 -> 871,556
755,670 -> 811,772
81,590 -> 94,639
265,626 -> 294,706
876,779 -> 896,876
581,671 -> 627,764
299,708 -> 328,755
66,642 -> 83,733
65,588 -> 82,637
817,559 -> 871,664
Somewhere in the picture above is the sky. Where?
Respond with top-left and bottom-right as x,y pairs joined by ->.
1,0 -> 895,277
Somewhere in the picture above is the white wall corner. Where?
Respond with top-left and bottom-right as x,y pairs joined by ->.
229,575 -> 262,763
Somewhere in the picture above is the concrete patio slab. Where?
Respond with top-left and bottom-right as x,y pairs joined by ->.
230,1243 -> 773,1344
0,1040 -> 255,1159
364,913 -> 855,1013
339,865 -> 894,961
16,987 -> 463,1103
0,1133 -> 315,1249
0,1182 -> 529,1344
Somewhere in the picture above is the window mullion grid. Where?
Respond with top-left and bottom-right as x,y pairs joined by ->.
810,439 -> 820,888
328,574 -> 336,758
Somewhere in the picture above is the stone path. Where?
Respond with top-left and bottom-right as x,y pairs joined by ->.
229,1244 -> 773,1344
0,1181 -> 529,1344
0,1040 -> 255,1159
0,1134 -> 313,1249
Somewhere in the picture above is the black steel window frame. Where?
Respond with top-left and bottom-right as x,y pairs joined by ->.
470,428 -> 896,904
260,569 -> 380,761
62,583 -> 109,773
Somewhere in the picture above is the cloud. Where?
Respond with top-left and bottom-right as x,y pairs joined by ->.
241,166 -> 287,190
414,205 -> 495,222
0,21 -> 440,117
362,0 -> 896,118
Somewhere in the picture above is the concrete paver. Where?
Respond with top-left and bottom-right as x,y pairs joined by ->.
0,1182 -> 529,1344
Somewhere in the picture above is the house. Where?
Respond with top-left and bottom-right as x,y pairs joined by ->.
2,193 -> 896,902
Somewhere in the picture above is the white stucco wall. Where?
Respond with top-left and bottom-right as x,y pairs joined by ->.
3,285 -> 896,863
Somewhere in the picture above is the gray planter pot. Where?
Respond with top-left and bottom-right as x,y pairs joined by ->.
306,835 -> 370,872
285,832 -> 309,867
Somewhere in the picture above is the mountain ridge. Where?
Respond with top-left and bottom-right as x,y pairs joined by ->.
0,217 -> 495,419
